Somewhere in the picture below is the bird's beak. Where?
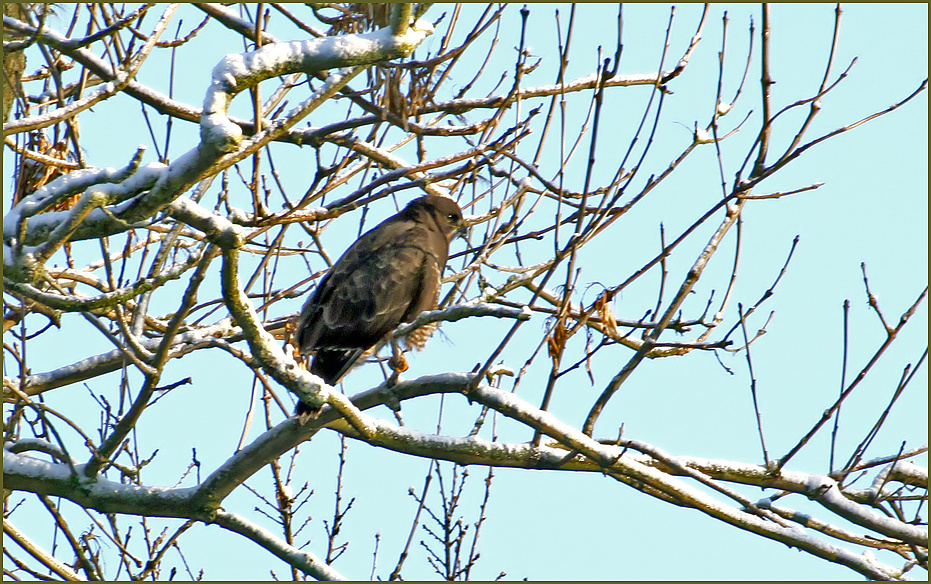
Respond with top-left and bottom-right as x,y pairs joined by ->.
456,224 -> 469,241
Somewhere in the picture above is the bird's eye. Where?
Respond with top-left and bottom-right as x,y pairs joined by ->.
448,214 -> 459,222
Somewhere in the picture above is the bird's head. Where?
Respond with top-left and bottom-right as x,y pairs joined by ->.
406,195 -> 466,243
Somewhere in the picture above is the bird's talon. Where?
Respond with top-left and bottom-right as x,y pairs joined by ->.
388,351 -> 409,374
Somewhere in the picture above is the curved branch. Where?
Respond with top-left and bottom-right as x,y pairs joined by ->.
3,448 -> 200,519
4,248 -> 203,311
213,511 -> 347,581
2,17 -> 437,279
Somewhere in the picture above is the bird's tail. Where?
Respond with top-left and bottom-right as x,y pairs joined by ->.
294,348 -> 364,418
310,348 -> 362,385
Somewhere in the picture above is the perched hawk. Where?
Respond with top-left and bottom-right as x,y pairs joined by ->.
294,195 -> 465,415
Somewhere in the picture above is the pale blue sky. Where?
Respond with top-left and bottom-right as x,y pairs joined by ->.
3,3 -> 927,580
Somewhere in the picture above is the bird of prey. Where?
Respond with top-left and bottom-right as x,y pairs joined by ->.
293,195 -> 465,415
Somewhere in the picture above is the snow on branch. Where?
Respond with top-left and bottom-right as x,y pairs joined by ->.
2,319 -> 240,398
2,16 -> 434,285
201,20 -> 434,153
3,446 -> 346,580
2,447 -> 199,519
213,511 -> 347,580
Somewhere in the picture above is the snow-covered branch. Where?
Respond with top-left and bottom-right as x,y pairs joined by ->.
213,511 -> 347,580
2,16 -> 434,283
3,447 -> 199,519
3,4 -> 925,580
5,368 -> 924,580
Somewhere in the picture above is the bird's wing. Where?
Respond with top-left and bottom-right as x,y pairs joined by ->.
296,219 -> 444,354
